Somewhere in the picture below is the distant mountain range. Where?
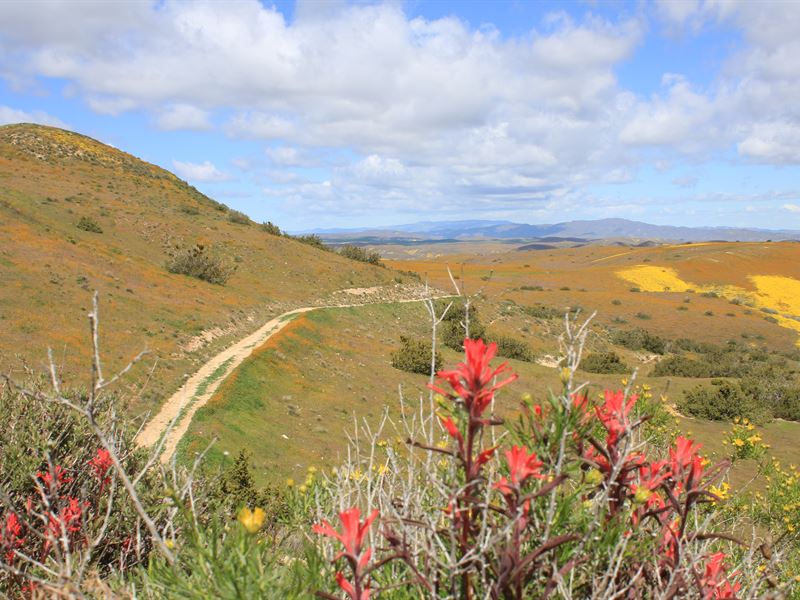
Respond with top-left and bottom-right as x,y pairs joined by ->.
308,218 -> 800,244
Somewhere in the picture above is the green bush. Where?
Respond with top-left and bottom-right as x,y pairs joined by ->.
522,303 -> 562,320
436,299 -> 487,351
261,221 -> 282,235
580,351 -> 629,374
491,335 -> 535,362
294,234 -> 330,251
180,205 -> 200,215
391,336 -> 441,374
76,216 -> 103,233
612,327 -> 667,354
166,244 -> 236,285
678,381 -> 768,423
338,244 -> 383,266
227,210 -> 251,225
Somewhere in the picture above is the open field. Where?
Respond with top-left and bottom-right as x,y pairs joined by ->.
181,291 -> 800,487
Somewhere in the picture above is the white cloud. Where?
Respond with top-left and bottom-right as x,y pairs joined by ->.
1,0 -> 799,221
0,105 -> 66,127
172,160 -> 232,182
783,203 -> 800,213
156,104 -> 211,131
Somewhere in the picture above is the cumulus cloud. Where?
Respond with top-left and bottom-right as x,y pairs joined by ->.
0,105 -> 66,127
156,104 -> 211,131
1,0 -> 799,221
172,160 -> 232,182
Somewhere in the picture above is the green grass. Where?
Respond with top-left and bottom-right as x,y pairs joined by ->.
179,300 -> 800,487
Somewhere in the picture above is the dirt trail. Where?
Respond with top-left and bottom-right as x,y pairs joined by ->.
136,287 -> 449,463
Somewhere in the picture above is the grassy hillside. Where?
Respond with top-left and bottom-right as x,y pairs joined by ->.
0,123 -> 395,415
386,241 -> 800,351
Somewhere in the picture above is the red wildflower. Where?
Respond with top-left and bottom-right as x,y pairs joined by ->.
429,338 -> 517,420
88,448 -> 113,490
440,416 -> 464,446
37,465 -> 72,491
2,512 -> 25,563
669,436 -> 705,490
595,390 -> 638,445
700,552 -> 741,599
494,446 -> 545,496
44,497 -> 88,554
313,507 -> 378,568
571,393 -> 592,424
313,507 -> 378,600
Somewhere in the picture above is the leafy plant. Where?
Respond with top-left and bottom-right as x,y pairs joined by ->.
391,335 -> 441,374
76,216 -> 103,233
166,244 -> 236,285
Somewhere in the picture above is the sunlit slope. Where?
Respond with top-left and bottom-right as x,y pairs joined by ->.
386,241 -> 800,350
0,123 -> 393,411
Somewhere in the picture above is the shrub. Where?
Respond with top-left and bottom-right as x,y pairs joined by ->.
166,244 -> 236,285
391,336 -> 441,374
76,216 -> 103,233
436,299 -> 487,351
678,380 -> 768,423
261,221 -> 282,235
635,312 -> 651,320
522,303 -> 562,320
723,418 -> 768,462
580,351 -> 629,374
338,244 -> 383,266
612,327 -> 667,354
179,205 -> 200,215
294,234 -> 330,251
611,299 -> 622,305
491,335 -> 534,362
520,285 -> 544,291
227,209 -> 251,225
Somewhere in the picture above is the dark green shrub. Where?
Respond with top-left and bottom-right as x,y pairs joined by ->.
611,299 -> 622,305
166,244 -> 236,285
612,328 -> 667,354
678,381 -> 767,423
338,244 -> 383,266
491,336 -> 534,362
436,299 -> 487,351
180,205 -> 200,215
653,356 -> 712,378
635,312 -> 651,320
261,221 -> 282,235
580,352 -> 629,374
294,234 -> 330,251
228,210 -> 251,225
391,336 -> 441,375
522,304 -> 562,320
76,216 -> 103,233
520,285 -> 544,291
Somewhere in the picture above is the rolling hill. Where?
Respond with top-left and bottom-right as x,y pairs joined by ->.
311,217 -> 800,243
0,123 -> 395,415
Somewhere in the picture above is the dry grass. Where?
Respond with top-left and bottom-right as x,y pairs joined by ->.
0,124 -> 395,416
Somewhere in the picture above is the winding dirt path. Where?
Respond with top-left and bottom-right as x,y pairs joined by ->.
136,289 -> 449,463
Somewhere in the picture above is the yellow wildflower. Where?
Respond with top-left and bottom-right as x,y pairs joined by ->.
286,478 -> 295,488
238,507 -> 266,534
732,438 -> 745,447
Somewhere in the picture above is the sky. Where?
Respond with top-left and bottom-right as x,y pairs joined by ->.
1,0 -> 800,232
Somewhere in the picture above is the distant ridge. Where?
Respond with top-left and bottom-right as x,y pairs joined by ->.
309,217 -> 800,244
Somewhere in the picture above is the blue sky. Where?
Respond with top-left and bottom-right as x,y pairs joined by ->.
1,0 -> 799,231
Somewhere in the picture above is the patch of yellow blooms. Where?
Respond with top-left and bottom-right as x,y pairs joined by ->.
615,266 -> 800,346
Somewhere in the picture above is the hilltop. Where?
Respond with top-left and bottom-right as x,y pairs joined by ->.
0,123 -> 397,414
